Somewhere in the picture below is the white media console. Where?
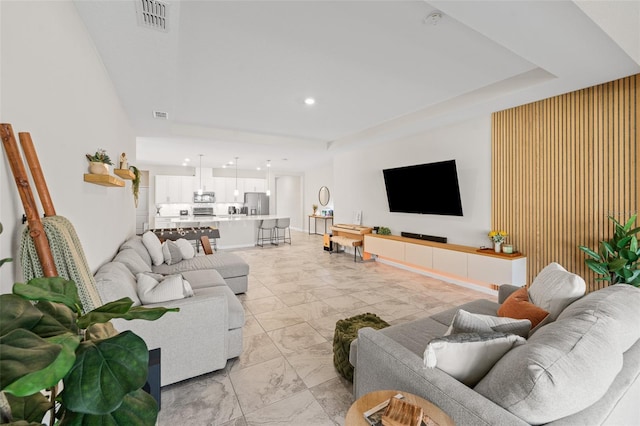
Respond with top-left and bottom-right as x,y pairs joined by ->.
363,234 -> 526,295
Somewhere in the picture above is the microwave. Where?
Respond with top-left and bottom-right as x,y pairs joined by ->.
193,192 -> 215,203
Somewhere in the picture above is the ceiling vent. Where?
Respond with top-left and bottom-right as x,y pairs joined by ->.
136,0 -> 169,32
153,110 -> 169,119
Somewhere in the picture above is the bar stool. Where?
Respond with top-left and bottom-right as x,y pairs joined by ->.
256,219 -> 277,247
275,217 -> 291,245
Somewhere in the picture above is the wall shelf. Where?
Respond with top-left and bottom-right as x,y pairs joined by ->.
114,169 -> 135,180
83,174 -> 125,187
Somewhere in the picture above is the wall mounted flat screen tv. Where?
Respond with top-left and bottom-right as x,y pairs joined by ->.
383,160 -> 463,216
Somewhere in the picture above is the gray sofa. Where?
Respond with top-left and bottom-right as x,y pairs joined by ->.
93,235 -> 249,386
352,283 -> 640,425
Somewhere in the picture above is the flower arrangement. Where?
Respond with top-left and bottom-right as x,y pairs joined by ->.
488,230 -> 508,244
85,148 -> 113,165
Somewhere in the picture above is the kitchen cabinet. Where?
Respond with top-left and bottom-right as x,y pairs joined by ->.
243,178 -> 265,193
155,175 -> 193,203
157,176 -> 266,203
180,176 -> 195,203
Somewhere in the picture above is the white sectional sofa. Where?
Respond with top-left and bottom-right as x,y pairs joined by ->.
93,235 -> 249,386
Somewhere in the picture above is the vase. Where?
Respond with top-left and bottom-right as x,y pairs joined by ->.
89,162 -> 109,175
494,242 -> 502,253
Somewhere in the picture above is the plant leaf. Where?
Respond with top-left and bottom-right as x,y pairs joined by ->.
578,245 -> 601,261
619,248 -> 639,262
13,278 -> 82,314
622,214 -> 637,232
607,257 -> 628,272
631,236 -> 638,253
585,259 -> 609,275
62,331 -> 148,415
3,333 -> 80,397
121,306 -> 179,321
59,389 -> 158,426
77,298 -> 178,329
5,391 -> 53,423
0,329 -> 60,391
84,322 -> 118,341
616,236 -> 632,249
0,257 -> 12,268
0,295 -> 45,336
34,301 -> 78,337
626,226 -> 640,236
601,241 -> 616,257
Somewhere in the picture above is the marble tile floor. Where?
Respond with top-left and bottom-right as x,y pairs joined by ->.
157,230 -> 491,426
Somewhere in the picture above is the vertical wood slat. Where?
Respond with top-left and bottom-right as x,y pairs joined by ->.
492,74 -> 639,292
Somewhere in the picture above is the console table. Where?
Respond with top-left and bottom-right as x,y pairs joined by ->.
364,234 -> 526,291
308,215 -> 333,235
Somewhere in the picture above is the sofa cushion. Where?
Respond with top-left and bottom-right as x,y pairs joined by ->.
497,287 -> 549,328
94,262 -> 141,306
152,252 -> 249,279
120,236 -> 152,267
162,240 -> 183,265
113,248 -> 152,275
193,286 -> 245,330
175,238 -> 195,259
528,262 -> 586,320
430,298 -> 500,327
446,309 -> 531,338
136,273 -> 194,304
474,285 -> 640,424
142,231 -> 164,266
181,269 -> 228,289
424,331 -> 525,387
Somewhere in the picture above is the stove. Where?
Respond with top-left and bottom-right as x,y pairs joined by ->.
193,207 -> 214,216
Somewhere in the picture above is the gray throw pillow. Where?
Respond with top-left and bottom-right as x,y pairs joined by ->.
446,309 -> 531,338
162,240 -> 183,265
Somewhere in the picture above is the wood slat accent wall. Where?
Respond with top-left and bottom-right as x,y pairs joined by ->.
492,74 -> 639,292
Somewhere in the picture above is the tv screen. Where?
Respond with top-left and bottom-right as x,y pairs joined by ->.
383,160 -> 463,216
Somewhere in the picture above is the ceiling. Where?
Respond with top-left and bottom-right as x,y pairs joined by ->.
73,0 -> 640,172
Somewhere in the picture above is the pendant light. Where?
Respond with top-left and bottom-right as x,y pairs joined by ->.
265,160 -> 271,196
233,157 -> 239,198
197,154 -> 203,195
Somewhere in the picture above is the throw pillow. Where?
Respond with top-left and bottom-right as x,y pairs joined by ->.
528,262 -> 586,320
423,331 -> 526,387
175,238 -> 195,259
446,309 -> 531,338
136,273 -> 194,304
142,231 -> 164,266
162,240 -> 183,265
498,287 -> 550,328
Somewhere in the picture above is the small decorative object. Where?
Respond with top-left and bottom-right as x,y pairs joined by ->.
488,230 -> 508,253
579,214 -> 640,286
119,152 -> 128,169
502,244 -> 514,254
378,226 -> 391,235
312,204 -> 318,215
86,148 -> 113,175
382,397 -> 424,426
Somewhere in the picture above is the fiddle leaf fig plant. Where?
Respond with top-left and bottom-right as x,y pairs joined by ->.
579,214 -> 640,286
0,276 -> 178,425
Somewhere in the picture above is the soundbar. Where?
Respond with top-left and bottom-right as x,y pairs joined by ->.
400,232 -> 447,244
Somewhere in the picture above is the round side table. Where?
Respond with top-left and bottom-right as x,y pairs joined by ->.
345,390 -> 454,426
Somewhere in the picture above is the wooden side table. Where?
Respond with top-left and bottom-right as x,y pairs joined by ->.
345,390 -> 454,426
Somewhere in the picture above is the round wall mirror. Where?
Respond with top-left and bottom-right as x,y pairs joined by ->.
318,186 -> 330,206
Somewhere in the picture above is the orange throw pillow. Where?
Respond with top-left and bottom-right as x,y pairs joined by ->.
497,287 -> 549,328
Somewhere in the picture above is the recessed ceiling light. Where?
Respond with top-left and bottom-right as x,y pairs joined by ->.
304,97 -> 316,106
182,162 -> 187,166
222,165 -> 227,168
256,167 -> 261,171
184,158 -> 190,162
424,11 -> 442,26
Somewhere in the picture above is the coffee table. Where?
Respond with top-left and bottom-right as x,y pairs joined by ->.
345,390 -> 454,426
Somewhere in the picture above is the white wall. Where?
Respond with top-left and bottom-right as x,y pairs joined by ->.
303,160 -> 334,230
0,1 -> 136,292
332,116 -> 491,247
275,176 -> 303,230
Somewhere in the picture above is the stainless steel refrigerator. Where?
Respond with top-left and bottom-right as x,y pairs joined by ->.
244,192 -> 269,215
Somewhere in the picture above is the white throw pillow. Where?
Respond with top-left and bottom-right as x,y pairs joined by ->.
446,309 -> 531,338
423,332 -> 526,387
528,262 -> 586,320
142,231 -> 164,266
175,238 -> 195,259
136,273 -> 194,304
162,240 -> 183,265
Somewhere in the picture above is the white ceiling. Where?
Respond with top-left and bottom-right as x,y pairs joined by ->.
73,0 -> 640,172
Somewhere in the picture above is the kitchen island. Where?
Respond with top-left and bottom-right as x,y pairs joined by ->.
154,215 -> 288,249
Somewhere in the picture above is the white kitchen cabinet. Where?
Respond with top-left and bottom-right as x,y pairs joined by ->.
243,178 -> 265,193
155,175 -> 170,203
180,176 -> 195,203
212,177 -> 227,202
225,178 -> 243,202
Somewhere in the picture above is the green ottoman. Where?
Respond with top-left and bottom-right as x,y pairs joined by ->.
333,312 -> 390,382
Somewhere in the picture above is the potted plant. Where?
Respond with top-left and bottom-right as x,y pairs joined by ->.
579,214 -> 640,286
312,204 -> 318,215
488,230 -> 508,253
85,149 -> 113,175
129,165 -> 141,207
378,226 -> 391,235
0,275 -> 177,425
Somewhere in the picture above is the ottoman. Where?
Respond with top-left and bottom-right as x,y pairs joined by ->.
333,312 -> 390,381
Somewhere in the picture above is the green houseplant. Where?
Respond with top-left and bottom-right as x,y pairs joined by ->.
129,165 -> 141,207
579,214 -> 640,286
377,226 -> 391,235
0,276 -> 177,425
85,149 -> 113,175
